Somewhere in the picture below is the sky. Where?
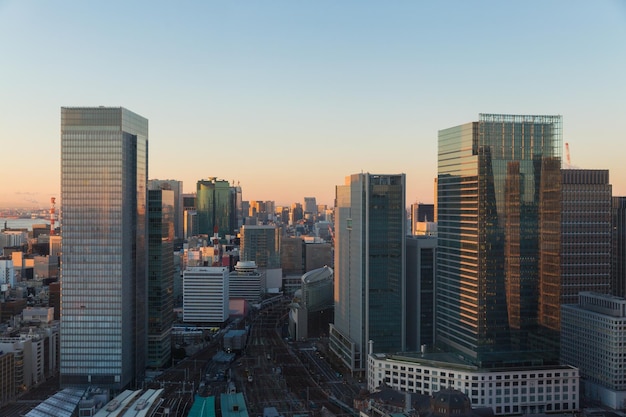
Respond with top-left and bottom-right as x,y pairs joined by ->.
1,1 -> 625,208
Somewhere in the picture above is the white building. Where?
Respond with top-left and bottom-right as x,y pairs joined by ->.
368,350 -> 579,416
183,267 -> 229,323
229,261 -> 264,303
561,292 -> 626,409
0,259 -> 15,291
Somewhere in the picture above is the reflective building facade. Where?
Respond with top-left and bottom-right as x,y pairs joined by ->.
196,178 -> 233,237
329,173 -> 406,375
60,107 -> 148,388
437,114 -> 562,368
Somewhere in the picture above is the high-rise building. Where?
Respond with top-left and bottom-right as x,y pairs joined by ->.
148,179 -> 184,242
240,225 -> 281,269
612,197 -> 626,298
405,235 -> 436,351
329,173 -> 406,375
437,114 -> 562,368
561,170 -> 612,305
196,178 -> 232,237
147,189 -> 175,369
60,107 -> 148,389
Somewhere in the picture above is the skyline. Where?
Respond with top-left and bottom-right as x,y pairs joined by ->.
1,1 -> 625,208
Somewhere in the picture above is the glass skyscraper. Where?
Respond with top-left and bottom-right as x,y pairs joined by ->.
60,107 -> 148,389
196,178 -> 233,237
329,173 -> 406,375
437,114 -> 562,368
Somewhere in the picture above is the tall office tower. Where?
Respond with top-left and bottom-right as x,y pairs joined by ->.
437,114 -> 562,368
240,225 -> 281,269
148,179 -> 184,242
182,193 -> 196,211
60,107 -> 148,389
196,178 -> 232,237
304,197 -> 317,216
405,235 -> 436,351
231,183 -> 243,231
612,197 -> 626,298
329,173 -> 406,375
561,170 -> 612,305
147,189 -> 175,369
291,203 -> 303,224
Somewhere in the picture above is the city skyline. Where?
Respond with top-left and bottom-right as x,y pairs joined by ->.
1,1 -> 626,208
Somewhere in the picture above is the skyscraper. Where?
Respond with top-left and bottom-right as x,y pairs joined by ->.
612,197 -> 626,298
561,169 -> 612,304
437,114 -> 562,368
329,173 -> 406,375
148,179 -> 184,243
196,178 -> 232,237
147,189 -> 175,369
60,107 -> 148,389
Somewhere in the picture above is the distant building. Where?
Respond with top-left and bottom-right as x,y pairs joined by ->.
289,266 -> 334,340
561,292 -> 626,409
183,267 -> 229,324
229,261 -> 264,304
241,225 -> 281,269
149,179 -> 184,242
410,203 -> 434,235
196,178 -> 233,237
0,351 -> 15,408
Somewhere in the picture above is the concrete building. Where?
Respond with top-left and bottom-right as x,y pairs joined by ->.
229,261 -> 264,304
183,267 -> 229,324
289,266 -> 334,340
368,351 -> 579,416
561,292 -> 626,409
330,173 -> 406,375
60,106 -> 148,389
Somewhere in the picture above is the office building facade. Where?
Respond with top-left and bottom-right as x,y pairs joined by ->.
60,107 -> 148,389
561,292 -> 626,409
329,173 -> 406,375
437,114 -> 562,368
196,178 -> 232,237
240,225 -> 281,269
612,197 -> 626,298
182,267 -> 229,323
405,235 -> 436,351
147,189 -> 175,369
561,170 -> 612,304
148,179 -> 184,242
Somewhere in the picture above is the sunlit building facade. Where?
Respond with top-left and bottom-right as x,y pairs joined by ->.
437,114 -> 562,368
60,107 -> 148,389
329,173 -> 406,375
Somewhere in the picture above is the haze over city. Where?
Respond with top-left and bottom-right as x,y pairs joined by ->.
1,1 -> 625,208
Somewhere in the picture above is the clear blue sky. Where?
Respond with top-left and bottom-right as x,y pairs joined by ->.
1,1 -> 625,208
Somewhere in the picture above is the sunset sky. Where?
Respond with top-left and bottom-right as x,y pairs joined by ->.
1,1 -> 625,208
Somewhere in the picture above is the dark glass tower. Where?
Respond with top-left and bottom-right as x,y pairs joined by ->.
437,114 -> 562,368
60,107 -> 148,388
196,178 -> 232,237
612,197 -> 626,298
329,173 -> 406,375
147,188 -> 175,369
